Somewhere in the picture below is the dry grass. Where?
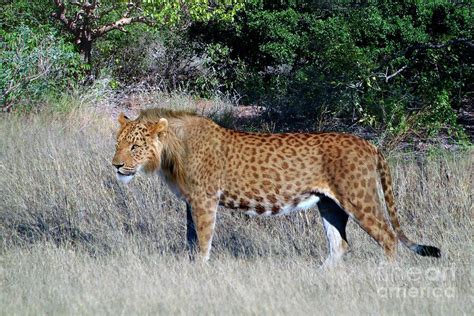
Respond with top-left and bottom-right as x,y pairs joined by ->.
0,106 -> 472,315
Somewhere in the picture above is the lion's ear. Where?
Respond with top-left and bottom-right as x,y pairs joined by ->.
118,112 -> 129,127
150,118 -> 168,137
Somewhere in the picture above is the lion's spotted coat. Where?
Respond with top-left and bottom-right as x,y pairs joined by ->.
112,109 -> 440,263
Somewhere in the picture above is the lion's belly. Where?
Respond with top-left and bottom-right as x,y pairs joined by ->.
219,191 -> 321,216
245,194 -> 320,217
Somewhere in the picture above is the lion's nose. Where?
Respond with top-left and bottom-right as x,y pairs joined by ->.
113,162 -> 124,170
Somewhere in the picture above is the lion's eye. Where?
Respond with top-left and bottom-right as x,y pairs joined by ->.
131,144 -> 139,151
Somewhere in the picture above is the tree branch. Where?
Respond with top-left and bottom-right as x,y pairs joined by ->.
51,0 -> 77,32
385,38 -> 473,67
51,0 -> 155,64
93,16 -> 153,37
372,38 -> 474,77
384,65 -> 408,82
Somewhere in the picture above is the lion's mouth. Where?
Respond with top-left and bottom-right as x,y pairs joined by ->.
117,170 -> 135,176
116,170 -> 136,184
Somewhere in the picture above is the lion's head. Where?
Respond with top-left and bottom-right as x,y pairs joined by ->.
112,113 -> 168,184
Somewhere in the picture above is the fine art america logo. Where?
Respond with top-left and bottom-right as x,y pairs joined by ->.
376,264 -> 456,299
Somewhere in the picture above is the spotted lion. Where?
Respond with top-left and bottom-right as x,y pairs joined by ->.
112,108 -> 440,264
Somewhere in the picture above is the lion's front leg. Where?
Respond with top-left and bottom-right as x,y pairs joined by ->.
189,196 -> 218,262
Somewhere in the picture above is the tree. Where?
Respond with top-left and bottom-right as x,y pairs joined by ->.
51,0 -> 248,64
52,0 -> 154,64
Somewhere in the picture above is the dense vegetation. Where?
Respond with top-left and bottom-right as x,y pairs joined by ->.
1,0 -> 472,143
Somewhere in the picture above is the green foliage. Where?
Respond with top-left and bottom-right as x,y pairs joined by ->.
48,0 -> 250,64
0,25 -> 84,110
142,0 -> 252,24
190,0 -> 473,140
1,0 -> 472,144
193,43 -> 244,97
0,0 -> 54,30
0,0 -> 85,110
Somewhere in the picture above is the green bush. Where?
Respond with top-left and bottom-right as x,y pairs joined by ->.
190,1 -> 473,140
0,1 -> 85,111
1,0 -> 471,144
0,25 -> 83,110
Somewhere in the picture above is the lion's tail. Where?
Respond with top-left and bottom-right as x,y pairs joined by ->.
377,151 -> 441,258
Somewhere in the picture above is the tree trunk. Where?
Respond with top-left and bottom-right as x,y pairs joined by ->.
78,38 -> 93,64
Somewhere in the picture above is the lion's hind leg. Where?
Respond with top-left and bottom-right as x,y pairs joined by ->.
318,196 -> 350,267
337,186 -> 398,260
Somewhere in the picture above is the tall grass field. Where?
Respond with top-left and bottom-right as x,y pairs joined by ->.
0,107 -> 472,315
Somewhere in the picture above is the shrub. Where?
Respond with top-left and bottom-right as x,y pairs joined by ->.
0,25 -> 84,111
189,1 -> 473,141
96,26 -> 200,91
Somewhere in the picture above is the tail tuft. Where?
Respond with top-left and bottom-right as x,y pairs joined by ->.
413,245 -> 441,258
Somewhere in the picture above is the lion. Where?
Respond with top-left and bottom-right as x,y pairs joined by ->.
112,108 -> 440,264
